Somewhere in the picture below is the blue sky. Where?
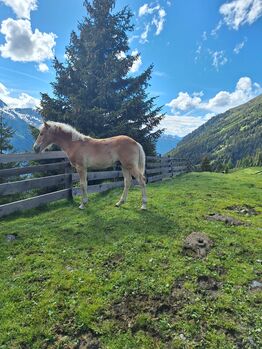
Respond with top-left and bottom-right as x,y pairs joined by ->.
0,0 -> 261,136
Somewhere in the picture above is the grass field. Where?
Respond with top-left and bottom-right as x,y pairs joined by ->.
0,168 -> 261,349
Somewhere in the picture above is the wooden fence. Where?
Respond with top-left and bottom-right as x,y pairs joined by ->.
0,151 -> 191,218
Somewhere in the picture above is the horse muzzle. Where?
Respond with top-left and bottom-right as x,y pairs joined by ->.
33,144 -> 41,153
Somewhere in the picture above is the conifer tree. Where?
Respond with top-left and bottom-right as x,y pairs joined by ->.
201,156 -> 212,172
39,0 -> 164,154
0,110 -> 14,154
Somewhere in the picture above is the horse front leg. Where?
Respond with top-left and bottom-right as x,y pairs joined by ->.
77,167 -> 88,209
116,168 -> 131,207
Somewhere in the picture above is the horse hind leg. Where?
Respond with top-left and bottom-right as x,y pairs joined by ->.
77,167 -> 88,209
131,167 -> 147,210
116,168 -> 132,207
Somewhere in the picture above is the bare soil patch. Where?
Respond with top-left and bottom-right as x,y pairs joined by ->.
206,213 -> 245,226
103,279 -> 190,342
226,204 -> 259,216
183,232 -> 213,258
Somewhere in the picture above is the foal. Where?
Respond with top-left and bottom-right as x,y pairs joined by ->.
33,121 -> 147,210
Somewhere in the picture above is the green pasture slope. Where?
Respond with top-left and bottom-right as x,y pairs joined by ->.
0,168 -> 261,349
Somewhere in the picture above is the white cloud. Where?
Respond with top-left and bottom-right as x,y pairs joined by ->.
202,31 -> 207,41
202,77 -> 261,113
233,39 -> 246,54
0,81 -> 40,108
1,0 -> 37,19
128,34 -> 139,44
160,114 -> 210,137
152,8 -> 166,35
138,3 -> 167,42
220,0 -> 262,30
37,62 -> 49,72
153,71 -> 166,77
209,50 -> 228,71
139,4 -> 149,16
165,77 -> 262,135
211,20 -> 223,36
167,92 -> 202,112
140,23 -> 150,43
0,82 -> 9,96
138,4 -> 160,16
167,77 -> 262,114
130,50 -> 142,73
0,18 -> 56,63
116,50 -> 142,73
115,51 -> 126,60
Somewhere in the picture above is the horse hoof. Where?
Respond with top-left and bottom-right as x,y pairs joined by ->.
79,204 -> 85,210
141,205 -> 147,210
115,203 -> 121,207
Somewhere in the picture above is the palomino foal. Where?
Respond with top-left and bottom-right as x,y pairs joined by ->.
33,121 -> 147,210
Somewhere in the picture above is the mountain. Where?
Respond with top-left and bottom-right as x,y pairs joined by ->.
167,94 -> 262,168
156,134 -> 182,155
0,99 -> 42,152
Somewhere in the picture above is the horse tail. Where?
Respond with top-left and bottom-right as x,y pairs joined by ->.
137,142 -> 146,176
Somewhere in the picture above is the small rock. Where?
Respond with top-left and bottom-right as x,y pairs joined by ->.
250,280 -> 262,289
179,333 -> 186,340
5,234 -> 17,242
65,266 -> 74,272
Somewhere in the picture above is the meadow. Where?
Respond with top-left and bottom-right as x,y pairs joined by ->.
0,168 -> 261,349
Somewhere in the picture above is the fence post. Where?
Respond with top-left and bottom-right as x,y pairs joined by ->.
169,156 -> 173,177
159,154 -> 163,181
65,162 -> 73,200
145,155 -> 148,184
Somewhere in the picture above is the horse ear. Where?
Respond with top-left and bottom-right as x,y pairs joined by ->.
44,121 -> 50,128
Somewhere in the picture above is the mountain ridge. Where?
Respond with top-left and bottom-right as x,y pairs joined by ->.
167,94 -> 262,167
0,99 -> 42,152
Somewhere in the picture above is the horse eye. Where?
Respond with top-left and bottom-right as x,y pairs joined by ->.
40,133 -> 43,136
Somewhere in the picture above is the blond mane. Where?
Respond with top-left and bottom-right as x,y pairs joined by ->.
41,121 -> 87,141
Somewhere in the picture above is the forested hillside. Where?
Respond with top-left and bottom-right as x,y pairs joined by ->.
168,94 -> 262,168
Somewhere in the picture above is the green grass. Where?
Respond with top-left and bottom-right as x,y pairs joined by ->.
0,168 -> 261,349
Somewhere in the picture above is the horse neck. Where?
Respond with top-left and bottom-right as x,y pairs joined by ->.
53,130 -> 74,154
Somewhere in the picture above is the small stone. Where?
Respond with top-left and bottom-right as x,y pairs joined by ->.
5,234 -> 17,242
250,280 -> 262,289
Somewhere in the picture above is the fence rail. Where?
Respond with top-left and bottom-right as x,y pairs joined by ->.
0,151 -> 191,218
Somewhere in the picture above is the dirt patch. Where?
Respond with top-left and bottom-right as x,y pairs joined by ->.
208,265 -> 227,276
197,275 -> 220,295
183,232 -> 213,258
44,317 -> 101,349
104,278 -> 190,341
226,204 -> 259,216
78,332 -> 100,349
102,253 -> 124,270
206,213 -> 245,226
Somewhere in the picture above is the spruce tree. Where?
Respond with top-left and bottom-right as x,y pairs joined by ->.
39,0 -> 164,154
0,110 -> 14,154
201,156 -> 212,172
0,110 -> 14,183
